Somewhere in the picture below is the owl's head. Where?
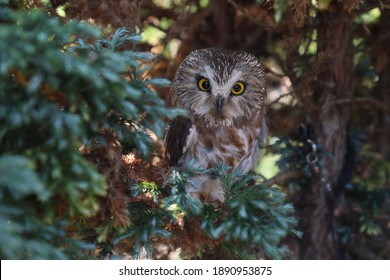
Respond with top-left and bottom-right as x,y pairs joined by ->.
172,48 -> 266,126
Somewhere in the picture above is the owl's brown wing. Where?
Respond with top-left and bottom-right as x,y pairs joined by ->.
164,116 -> 193,166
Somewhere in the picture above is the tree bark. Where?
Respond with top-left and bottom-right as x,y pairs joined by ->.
377,8 -> 390,161
212,0 -> 235,48
298,4 -> 354,259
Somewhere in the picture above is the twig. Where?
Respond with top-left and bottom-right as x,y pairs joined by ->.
261,170 -> 302,187
335,97 -> 385,110
267,92 -> 294,107
227,0 -> 274,28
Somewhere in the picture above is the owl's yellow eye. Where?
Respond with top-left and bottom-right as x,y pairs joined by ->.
198,77 -> 211,91
231,81 -> 245,95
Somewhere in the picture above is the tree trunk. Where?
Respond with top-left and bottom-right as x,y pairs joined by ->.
298,4 -> 354,259
212,0 -> 235,48
377,8 -> 390,161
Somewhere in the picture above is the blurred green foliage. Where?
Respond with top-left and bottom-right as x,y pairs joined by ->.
0,9 -> 179,259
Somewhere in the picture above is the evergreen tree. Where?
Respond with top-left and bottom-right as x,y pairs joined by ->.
0,8 -> 179,259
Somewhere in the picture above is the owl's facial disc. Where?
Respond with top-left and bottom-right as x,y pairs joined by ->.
172,48 -> 266,125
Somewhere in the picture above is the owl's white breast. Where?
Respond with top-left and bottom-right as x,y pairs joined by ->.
180,119 -> 261,173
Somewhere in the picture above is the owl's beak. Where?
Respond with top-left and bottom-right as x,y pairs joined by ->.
214,95 -> 225,116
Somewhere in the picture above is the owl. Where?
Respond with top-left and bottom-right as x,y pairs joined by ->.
165,48 -> 267,203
